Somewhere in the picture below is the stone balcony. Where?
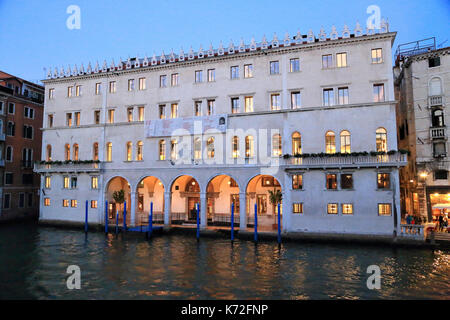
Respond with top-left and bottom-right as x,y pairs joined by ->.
430,126 -> 447,139
429,95 -> 444,107
34,161 -> 102,174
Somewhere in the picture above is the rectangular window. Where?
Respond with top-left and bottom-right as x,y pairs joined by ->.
207,69 -> 215,82
44,198 -> 51,206
49,88 -> 55,99
19,193 -> 25,208
127,107 -> 134,122
74,112 -> 80,126
138,106 -> 144,121
291,91 -> 301,109
323,88 -> 334,106
66,113 -> 72,127
194,101 -> 202,117
45,176 -> 51,189
336,53 -> 347,68
230,66 -> 239,79
244,96 -> 253,112
48,114 -> 54,128
428,57 -> 440,68
435,170 -> 448,180
207,100 -> 215,115
377,173 -> 390,189
90,176 -> 98,189
371,49 -> 383,64
322,54 -> 333,68
128,79 -> 135,91
95,83 -> 102,95
171,103 -> 178,119
195,70 -> 203,83
341,174 -> 353,189
108,109 -> 115,123
91,200 -> 98,209
4,194 -> 11,209
171,73 -> 179,86
94,110 -> 100,124
159,105 -> 166,119
293,203 -> 303,214
373,84 -> 385,102
24,107 -> 35,119
292,174 -> 303,190
71,200 -> 77,208
290,58 -> 300,72
139,78 -> 146,90
67,86 -> 73,97
8,102 -> 15,114
338,87 -> 349,105
244,64 -> 253,78
160,75 -> 167,88
109,81 -> 116,93
63,176 -> 70,189
326,174 -> 337,190
75,85 -> 82,96
271,94 -> 281,111
342,204 -> 353,215
70,177 -> 77,189
63,199 -> 69,207
231,98 -> 239,114
327,203 -> 338,214
270,61 -> 280,74
378,203 -> 391,216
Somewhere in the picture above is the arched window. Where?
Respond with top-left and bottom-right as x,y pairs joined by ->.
245,135 -> 254,158
171,139 -> 178,160
376,128 -> 387,152
106,142 -> 112,162
194,137 -> 201,159
64,144 -> 71,160
92,142 -> 98,161
272,133 -> 282,156
207,137 -> 215,159
432,109 -> 444,127
232,136 -> 239,158
136,141 -> 143,161
159,140 -> 166,160
126,142 -> 132,161
429,77 -> 442,96
73,143 -> 79,161
292,132 -> 302,155
325,131 -> 336,154
340,130 -> 351,153
7,121 -> 15,136
46,145 -> 52,161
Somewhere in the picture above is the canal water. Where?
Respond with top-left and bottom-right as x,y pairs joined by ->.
0,223 -> 449,299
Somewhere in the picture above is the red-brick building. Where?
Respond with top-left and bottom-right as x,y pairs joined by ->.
0,71 -> 44,221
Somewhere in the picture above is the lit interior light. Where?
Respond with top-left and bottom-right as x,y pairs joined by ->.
419,172 -> 428,178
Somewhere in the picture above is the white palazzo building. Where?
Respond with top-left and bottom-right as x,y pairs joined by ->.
36,22 -> 407,236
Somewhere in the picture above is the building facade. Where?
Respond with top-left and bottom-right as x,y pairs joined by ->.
394,39 -> 449,222
0,71 -> 44,222
37,22 -> 406,236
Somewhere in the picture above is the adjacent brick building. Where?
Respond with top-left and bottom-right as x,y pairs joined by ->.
0,71 -> 44,221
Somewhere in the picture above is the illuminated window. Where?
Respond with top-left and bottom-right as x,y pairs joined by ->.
340,130 -> 351,153
290,58 -> 300,72
326,174 -> 337,190
323,88 -> 334,106
75,85 -> 82,96
272,133 -> 282,157
194,101 -> 202,117
341,174 -> 353,189
138,107 -> 144,121
139,78 -> 146,90
292,132 -> 302,155
108,109 -> 115,123
373,84 -> 385,102
127,107 -> 133,122
377,173 -> 390,189
207,100 -> 215,115
46,145 -> 52,161
93,142 -> 99,161
65,144 -> 71,160
106,142 -> 112,162
171,73 -> 179,86
342,204 -> 353,215
325,131 -> 336,154
73,143 -> 79,161
338,87 -> 349,104
67,86 -> 73,97
126,142 -> 132,161
159,105 -> 166,119
207,137 -> 215,159
44,198 -> 50,206
91,200 -> 98,209
194,138 -> 202,160
63,176 -> 70,189
322,54 -> 332,68
371,48 -> 383,64
245,136 -> 254,158
109,81 -> 116,93
171,103 -> 178,119
232,136 -> 239,158
244,64 -> 253,78
291,92 -> 301,109
66,113 -> 72,126
45,176 -> 51,189
63,199 -> 69,207
91,176 -> 98,189
244,96 -> 253,112
71,200 -> 77,208
336,52 -> 347,68
378,203 -> 391,216
170,140 -> 178,160
293,203 -> 303,214
159,140 -> 166,160
292,174 -> 303,190
327,203 -> 338,214
376,128 -> 387,152
95,83 -> 101,95
136,141 -> 143,161
271,94 -> 281,111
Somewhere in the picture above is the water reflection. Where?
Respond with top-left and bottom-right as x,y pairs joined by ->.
0,223 -> 449,299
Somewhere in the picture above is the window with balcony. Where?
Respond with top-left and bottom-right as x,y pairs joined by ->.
292,132 -> 302,155
92,143 -> 98,161
22,148 -> 33,168
292,174 -> 303,190
325,131 -> 336,154
64,144 -> 71,161
432,109 -> 444,127
433,142 -> 446,157
272,133 -> 282,157
73,144 -> 79,161
371,48 -> 383,64
270,61 -> 279,74
244,64 -> 253,78
326,174 -> 337,190
376,128 -> 387,152
340,130 -> 351,153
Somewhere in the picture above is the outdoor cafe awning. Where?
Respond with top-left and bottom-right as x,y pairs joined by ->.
432,203 -> 450,210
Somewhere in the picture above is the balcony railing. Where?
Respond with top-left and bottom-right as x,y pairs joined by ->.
281,153 -> 407,168
34,161 -> 102,174
430,127 -> 447,139
429,95 -> 443,107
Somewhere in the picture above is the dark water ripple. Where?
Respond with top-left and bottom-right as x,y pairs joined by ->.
0,223 -> 449,299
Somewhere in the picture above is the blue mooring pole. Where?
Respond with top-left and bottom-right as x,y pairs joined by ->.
105,201 -> 108,234
115,210 -> 119,235
277,203 -> 281,244
196,203 -> 200,240
84,200 -> 88,233
149,201 -> 153,238
254,203 -> 258,243
231,202 -> 235,242
123,201 -> 127,231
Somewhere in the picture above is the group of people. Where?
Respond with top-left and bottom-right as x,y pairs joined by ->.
404,212 -> 449,232
405,214 -> 423,225
435,213 -> 449,232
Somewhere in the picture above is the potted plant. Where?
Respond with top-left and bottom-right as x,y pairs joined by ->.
268,188 -> 282,230
112,189 -> 125,218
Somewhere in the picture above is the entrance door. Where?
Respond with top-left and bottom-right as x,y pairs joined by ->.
188,197 -> 200,221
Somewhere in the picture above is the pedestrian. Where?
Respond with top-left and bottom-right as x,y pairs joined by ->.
439,214 -> 444,232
